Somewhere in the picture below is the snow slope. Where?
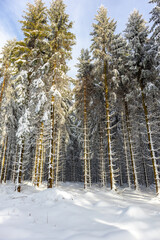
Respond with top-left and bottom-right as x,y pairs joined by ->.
0,182 -> 160,240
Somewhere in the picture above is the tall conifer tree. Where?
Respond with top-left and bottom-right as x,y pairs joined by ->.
47,0 -> 75,188
13,0 -> 49,192
125,10 -> 160,193
90,6 -> 117,190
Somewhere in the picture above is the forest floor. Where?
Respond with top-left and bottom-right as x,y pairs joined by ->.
0,182 -> 160,240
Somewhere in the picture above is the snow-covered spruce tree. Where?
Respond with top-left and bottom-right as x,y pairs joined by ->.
110,34 -> 140,189
86,60 -> 109,186
19,0 -> 49,185
90,6 -> 118,190
0,40 -> 16,108
149,0 -> 160,169
150,0 -> 160,46
0,40 -> 18,183
28,54 -> 52,187
11,0 -> 49,192
47,0 -> 75,188
125,10 -> 160,193
75,49 -> 95,189
149,0 -> 160,189
150,0 -> 160,84
0,40 -> 16,136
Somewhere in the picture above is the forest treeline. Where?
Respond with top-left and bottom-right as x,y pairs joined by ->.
0,0 -> 159,193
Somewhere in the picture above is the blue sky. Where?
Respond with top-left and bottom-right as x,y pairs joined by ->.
0,0 -> 154,77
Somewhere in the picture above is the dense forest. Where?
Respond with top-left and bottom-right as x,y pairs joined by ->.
0,0 -> 159,194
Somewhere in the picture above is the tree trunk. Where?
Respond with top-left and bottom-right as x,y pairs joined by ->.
33,138 -> 39,185
99,123 -> 106,187
83,80 -> 88,189
138,126 -> 149,188
48,96 -> 55,188
88,154 -> 91,187
40,145 -> 45,184
121,111 -> 131,188
16,138 -> 25,192
0,138 -> 5,170
55,129 -> 61,187
140,83 -> 159,194
3,142 -> 10,183
12,145 -> 18,183
124,99 -> 139,190
0,136 -> 8,183
37,122 -> 44,187
104,61 -> 115,190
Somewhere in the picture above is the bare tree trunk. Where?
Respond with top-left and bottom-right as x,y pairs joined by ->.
88,155 -> 91,187
37,122 -> 44,187
55,129 -> 61,187
138,126 -> 149,188
48,96 -> 55,188
143,160 -> 149,188
0,138 -> 5,170
12,145 -> 18,183
16,138 -> 25,192
0,136 -> 8,183
121,111 -> 131,188
99,123 -> 106,187
124,100 -> 139,190
83,80 -> 88,189
104,61 -> 115,190
40,145 -> 45,184
4,142 -> 10,183
140,84 -> 159,194
33,138 -> 39,185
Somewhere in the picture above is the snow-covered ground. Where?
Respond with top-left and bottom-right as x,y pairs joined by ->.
0,182 -> 160,240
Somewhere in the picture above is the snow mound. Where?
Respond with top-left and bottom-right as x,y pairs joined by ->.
31,188 -> 73,206
95,201 -> 109,207
122,206 -> 147,219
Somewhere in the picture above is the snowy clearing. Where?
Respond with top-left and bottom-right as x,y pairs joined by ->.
0,182 -> 160,240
